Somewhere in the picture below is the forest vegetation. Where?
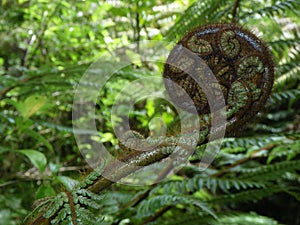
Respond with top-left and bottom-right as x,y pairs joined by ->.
0,0 -> 300,224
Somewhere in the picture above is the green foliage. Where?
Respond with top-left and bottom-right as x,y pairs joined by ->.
138,195 -> 216,221
1,0 -> 300,225
166,0 -> 231,40
240,0 -> 300,20
150,212 -> 283,225
16,149 -> 47,173
30,188 -> 105,224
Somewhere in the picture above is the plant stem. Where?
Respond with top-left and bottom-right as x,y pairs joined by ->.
86,147 -> 173,193
24,145 -> 176,225
231,0 -> 240,23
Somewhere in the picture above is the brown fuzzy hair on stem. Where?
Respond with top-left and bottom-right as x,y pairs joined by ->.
163,23 -> 274,133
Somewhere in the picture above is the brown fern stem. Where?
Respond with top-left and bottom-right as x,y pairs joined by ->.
231,0 -> 240,23
66,191 -> 77,225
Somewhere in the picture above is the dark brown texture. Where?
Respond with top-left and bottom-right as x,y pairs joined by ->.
163,23 -> 274,132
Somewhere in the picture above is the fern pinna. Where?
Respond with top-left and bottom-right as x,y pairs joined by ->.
24,0 -> 300,224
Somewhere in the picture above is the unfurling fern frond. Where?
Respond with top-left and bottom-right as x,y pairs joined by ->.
22,1 -> 300,225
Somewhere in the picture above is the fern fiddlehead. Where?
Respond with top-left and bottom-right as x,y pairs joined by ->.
25,23 -> 274,225
163,23 -> 274,132
219,29 -> 241,58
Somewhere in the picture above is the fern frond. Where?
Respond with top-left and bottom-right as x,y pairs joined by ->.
241,0 -> 300,20
264,110 -> 295,122
23,197 -> 53,224
50,199 -> 74,225
44,192 -> 68,219
40,188 -> 106,224
221,135 -> 286,149
267,139 -> 300,163
211,186 -> 283,204
79,165 -> 105,188
136,194 -> 216,219
250,123 -> 287,133
75,195 -> 101,210
268,89 -> 300,106
75,205 -> 104,224
50,206 -> 69,224
276,59 -> 300,78
147,212 -> 205,225
149,211 -> 282,225
166,0 -> 230,41
151,175 -> 267,196
284,189 -> 300,201
238,160 -> 300,180
75,189 -> 104,201
269,37 -> 300,50
273,67 -> 300,92
209,212 -> 283,225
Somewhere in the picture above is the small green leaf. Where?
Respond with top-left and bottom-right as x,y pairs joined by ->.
17,95 -> 47,119
56,176 -> 79,191
0,147 -> 10,154
17,149 -> 47,172
36,184 -> 56,199
99,132 -> 114,142
145,100 -> 155,117
3,99 -> 19,111
25,129 -> 54,153
125,49 -> 142,67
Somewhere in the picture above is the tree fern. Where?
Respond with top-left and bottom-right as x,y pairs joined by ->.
20,0 -> 300,224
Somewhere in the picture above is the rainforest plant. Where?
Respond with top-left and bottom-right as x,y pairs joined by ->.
1,0 -> 300,225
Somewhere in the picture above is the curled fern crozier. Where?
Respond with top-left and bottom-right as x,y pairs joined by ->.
163,23 -> 274,131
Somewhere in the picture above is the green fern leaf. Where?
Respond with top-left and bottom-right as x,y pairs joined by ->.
44,192 -> 68,219
241,0 -> 300,20
166,0 -> 230,40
